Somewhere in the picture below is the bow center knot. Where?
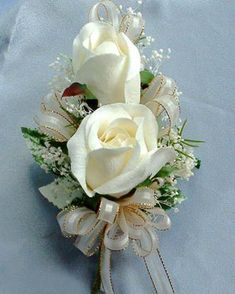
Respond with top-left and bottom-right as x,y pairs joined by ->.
97,198 -> 119,224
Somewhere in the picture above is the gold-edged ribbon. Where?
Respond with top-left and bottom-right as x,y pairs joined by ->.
141,75 -> 180,137
57,188 -> 175,293
89,0 -> 145,43
34,92 -> 77,142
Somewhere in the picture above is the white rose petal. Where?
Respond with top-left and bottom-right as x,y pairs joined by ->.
67,103 -> 176,198
72,22 -> 141,105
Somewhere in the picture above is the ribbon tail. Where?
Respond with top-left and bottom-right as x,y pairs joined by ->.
100,244 -> 115,294
143,249 -> 175,294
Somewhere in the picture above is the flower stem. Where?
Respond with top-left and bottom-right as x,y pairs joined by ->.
91,252 -> 102,294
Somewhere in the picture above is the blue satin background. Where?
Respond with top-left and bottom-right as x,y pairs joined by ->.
0,0 -> 234,293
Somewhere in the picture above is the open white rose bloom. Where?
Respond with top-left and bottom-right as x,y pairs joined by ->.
67,103 -> 175,197
22,1 -> 202,293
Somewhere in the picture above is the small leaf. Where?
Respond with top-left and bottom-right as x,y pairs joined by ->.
21,127 -> 47,144
184,139 -> 205,143
137,176 -> 152,187
39,178 -> 82,209
84,87 -> 97,100
62,82 -> 85,97
181,141 -> 200,148
140,70 -> 154,86
155,165 -> 176,178
21,127 -> 68,153
179,119 -> 187,136
195,158 -> 201,169
157,184 -> 186,210
71,194 -> 101,212
62,82 -> 97,100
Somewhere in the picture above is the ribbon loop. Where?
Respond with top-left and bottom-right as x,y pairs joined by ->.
142,75 -> 180,135
119,13 -> 145,43
119,187 -> 156,208
89,1 -> 145,43
132,226 -> 159,257
57,207 -> 96,236
34,92 -> 76,142
149,207 -> 171,231
89,0 -> 121,30
104,223 -> 129,251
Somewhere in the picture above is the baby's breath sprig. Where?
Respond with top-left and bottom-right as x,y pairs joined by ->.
22,127 -> 71,177
49,54 -> 75,92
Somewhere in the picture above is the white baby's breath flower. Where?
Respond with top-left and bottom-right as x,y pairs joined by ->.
25,139 -> 70,176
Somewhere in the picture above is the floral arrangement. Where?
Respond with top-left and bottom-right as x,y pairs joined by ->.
22,1 -> 203,293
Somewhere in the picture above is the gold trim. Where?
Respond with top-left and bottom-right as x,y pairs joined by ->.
143,257 -> 158,293
34,121 -> 68,142
40,102 -> 75,126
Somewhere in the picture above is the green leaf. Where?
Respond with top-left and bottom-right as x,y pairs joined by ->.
195,158 -> 201,169
184,139 -> 205,143
21,127 -> 68,153
155,165 -> 176,178
69,196 -> 86,208
137,176 -> 152,187
84,87 -> 97,100
61,81 -> 97,102
39,178 -> 82,209
137,166 -> 177,188
157,184 -> 186,210
140,70 -> 154,85
179,119 -> 187,136
182,138 -> 205,147
181,141 -> 200,148
71,193 -> 101,212
21,127 -> 70,176
62,82 -> 86,97
21,127 -> 47,145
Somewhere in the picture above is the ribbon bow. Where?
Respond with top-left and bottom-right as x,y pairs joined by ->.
104,187 -> 171,256
57,188 -> 175,293
57,188 -> 170,256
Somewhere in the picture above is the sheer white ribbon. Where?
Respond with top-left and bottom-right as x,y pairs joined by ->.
141,75 -> 180,136
34,92 -> 77,142
57,187 -> 174,293
89,0 -> 145,43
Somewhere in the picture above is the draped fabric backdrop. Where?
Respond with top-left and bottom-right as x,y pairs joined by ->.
0,0 -> 234,293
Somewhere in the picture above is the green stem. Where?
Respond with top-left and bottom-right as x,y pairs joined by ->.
179,119 -> 187,136
91,252 -> 102,294
175,148 -> 195,160
181,141 -> 199,148
184,139 -> 205,143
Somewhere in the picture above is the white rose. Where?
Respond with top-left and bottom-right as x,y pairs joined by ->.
67,103 -> 176,198
72,22 -> 141,105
